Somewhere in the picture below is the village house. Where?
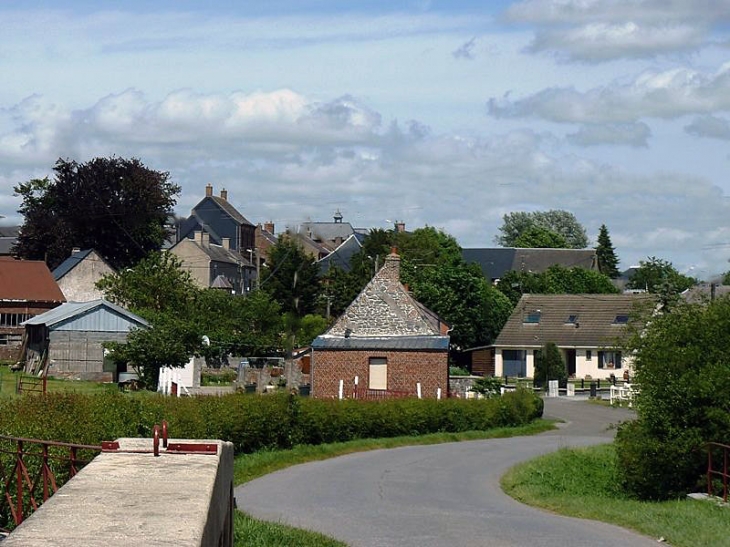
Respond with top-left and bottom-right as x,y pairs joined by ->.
53,248 -> 115,302
466,293 -> 652,380
311,249 -> 450,399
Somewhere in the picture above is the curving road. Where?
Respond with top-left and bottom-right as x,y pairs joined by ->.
235,398 -> 658,546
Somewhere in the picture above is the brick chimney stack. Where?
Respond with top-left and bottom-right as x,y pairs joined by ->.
263,221 -> 275,234
205,183 -> 213,197
394,221 -> 406,233
220,188 -> 228,201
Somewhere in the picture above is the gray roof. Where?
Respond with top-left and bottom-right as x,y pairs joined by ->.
312,336 -> 449,351
0,226 -> 19,255
22,299 -> 149,329
52,249 -> 94,280
300,221 -> 356,245
463,248 -> 598,281
210,196 -> 254,227
494,293 -> 652,349
318,233 -> 365,273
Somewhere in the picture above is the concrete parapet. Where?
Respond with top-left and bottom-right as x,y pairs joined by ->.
4,437 -> 234,547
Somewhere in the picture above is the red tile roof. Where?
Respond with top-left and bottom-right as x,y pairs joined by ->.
0,258 -> 66,302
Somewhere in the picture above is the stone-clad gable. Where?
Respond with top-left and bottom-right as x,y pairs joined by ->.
326,251 -> 440,337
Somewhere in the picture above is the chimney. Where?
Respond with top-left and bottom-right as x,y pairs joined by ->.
222,237 -> 230,250
71,247 -> 81,255
379,247 -> 401,282
205,183 -> 213,197
395,221 -> 406,233
220,188 -> 228,201
201,231 -> 210,248
264,221 -> 275,234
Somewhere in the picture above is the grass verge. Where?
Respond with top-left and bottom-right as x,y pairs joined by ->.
501,443 -> 730,547
234,419 -> 556,546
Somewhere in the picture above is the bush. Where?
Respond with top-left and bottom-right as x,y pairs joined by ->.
0,389 -> 545,455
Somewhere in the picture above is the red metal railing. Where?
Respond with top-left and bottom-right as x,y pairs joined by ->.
0,435 -> 102,532
15,375 -> 47,395
706,442 -> 729,502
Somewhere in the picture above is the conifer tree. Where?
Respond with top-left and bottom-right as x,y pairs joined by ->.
595,224 -> 620,278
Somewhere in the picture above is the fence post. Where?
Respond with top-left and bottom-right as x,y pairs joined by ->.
16,440 -> 24,526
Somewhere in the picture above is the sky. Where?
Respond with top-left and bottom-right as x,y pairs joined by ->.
2,0 -> 730,279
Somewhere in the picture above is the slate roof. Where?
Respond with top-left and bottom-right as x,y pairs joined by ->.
52,249 -> 94,280
317,233 -> 365,273
0,258 -> 65,302
22,299 -> 148,329
314,251 -> 449,350
463,248 -> 598,281
300,220 -> 356,246
0,226 -> 19,255
210,196 -> 254,227
493,294 -> 652,349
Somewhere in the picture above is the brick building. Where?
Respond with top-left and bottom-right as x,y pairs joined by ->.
311,250 -> 449,399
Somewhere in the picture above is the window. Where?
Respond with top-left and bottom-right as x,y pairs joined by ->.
0,334 -> 23,346
502,350 -> 527,377
613,315 -> 629,325
369,357 -> 387,390
598,351 -> 622,369
523,311 -> 541,324
566,314 -> 579,324
0,313 -> 32,327
586,350 -> 592,361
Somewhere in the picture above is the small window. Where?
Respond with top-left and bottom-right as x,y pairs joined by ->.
369,357 -> 387,390
598,351 -> 622,369
524,312 -> 541,324
613,315 -> 629,324
586,350 -> 592,361
566,314 -> 579,324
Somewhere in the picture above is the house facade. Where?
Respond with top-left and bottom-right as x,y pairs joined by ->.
0,258 -> 65,361
168,231 -> 253,294
311,250 -> 449,399
53,248 -> 115,302
482,293 -> 652,380
178,184 -> 256,253
22,299 -> 148,381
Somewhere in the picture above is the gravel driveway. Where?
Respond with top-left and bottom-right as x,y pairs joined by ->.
235,397 -> 658,546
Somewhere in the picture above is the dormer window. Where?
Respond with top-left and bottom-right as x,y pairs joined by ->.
613,315 -> 629,325
524,311 -> 541,324
566,314 -> 579,324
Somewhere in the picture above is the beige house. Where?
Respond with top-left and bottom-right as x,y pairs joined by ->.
168,231 -> 252,294
53,249 -> 115,302
469,294 -> 652,380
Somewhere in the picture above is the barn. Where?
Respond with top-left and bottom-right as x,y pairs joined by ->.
21,299 -> 148,382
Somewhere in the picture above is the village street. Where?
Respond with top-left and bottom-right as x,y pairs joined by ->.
235,397 -> 659,546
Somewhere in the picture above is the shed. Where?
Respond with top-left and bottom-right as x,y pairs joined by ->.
22,299 -> 148,382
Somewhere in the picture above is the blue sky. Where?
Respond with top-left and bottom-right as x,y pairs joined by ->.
2,0 -> 730,278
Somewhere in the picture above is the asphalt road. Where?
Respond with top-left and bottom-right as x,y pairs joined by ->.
235,397 -> 659,546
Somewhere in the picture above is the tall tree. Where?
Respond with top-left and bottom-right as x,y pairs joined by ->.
627,256 -> 696,309
13,156 -> 179,270
534,342 -> 567,389
513,226 -> 569,249
496,210 -> 588,249
262,236 -> 321,316
595,224 -> 620,278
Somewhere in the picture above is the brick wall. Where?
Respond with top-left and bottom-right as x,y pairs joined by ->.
311,349 -> 448,399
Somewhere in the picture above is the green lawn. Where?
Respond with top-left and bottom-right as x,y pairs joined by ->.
0,368 -> 118,398
233,420 -> 557,546
501,444 -> 730,547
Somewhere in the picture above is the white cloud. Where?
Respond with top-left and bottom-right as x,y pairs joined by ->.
505,0 -> 730,61
684,115 -> 730,140
567,122 -> 651,147
488,64 -> 730,123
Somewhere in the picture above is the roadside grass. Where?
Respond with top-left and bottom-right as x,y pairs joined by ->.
501,443 -> 730,547
234,419 -> 557,546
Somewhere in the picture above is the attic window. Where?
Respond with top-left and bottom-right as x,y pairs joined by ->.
524,311 -> 541,324
565,314 -> 579,324
613,315 -> 629,325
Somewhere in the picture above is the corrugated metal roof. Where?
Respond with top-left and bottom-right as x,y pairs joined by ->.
312,336 -> 450,350
0,258 -> 65,302
22,299 -> 148,330
494,294 -> 653,348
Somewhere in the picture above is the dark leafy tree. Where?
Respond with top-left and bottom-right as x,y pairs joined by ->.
533,342 -> 567,389
496,265 -> 619,306
13,157 -> 179,270
616,298 -> 730,500
262,236 -> 321,317
595,224 -> 620,278
627,256 -> 696,309
513,226 -> 569,248
496,210 -> 588,249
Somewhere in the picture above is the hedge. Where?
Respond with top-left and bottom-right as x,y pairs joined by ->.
0,389 -> 544,454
